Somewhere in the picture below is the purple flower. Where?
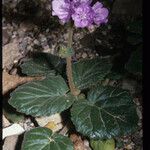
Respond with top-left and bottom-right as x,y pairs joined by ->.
72,3 -> 94,28
71,0 -> 92,13
52,0 -> 71,23
92,2 -> 109,25
52,0 -> 109,27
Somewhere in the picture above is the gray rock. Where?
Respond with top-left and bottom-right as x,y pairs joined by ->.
3,28 -> 10,46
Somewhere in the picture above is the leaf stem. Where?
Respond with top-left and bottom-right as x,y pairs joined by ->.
66,24 -> 80,96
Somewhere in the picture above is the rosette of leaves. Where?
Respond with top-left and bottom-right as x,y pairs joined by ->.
9,52 -> 138,150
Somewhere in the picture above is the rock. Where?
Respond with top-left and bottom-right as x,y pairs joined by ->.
3,28 -> 10,46
23,118 -> 35,131
3,124 -> 25,140
136,107 -> 142,120
82,52 -> 88,59
84,140 -> 91,150
3,135 -> 18,150
2,70 -> 42,95
102,31 -> 107,35
3,39 -> 22,71
70,134 -> 85,150
3,115 -> 11,128
70,134 -> 91,150
19,22 -> 34,32
33,39 -> 40,45
121,79 -> 138,95
35,114 -> 63,132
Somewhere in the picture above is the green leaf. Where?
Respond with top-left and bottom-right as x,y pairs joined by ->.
125,48 -> 142,75
73,58 -> 112,90
71,86 -> 138,139
9,76 -> 76,117
3,97 -> 24,123
59,46 -> 74,58
105,71 -> 123,80
22,127 -> 73,150
3,108 -> 24,123
90,139 -> 115,150
21,52 -> 64,76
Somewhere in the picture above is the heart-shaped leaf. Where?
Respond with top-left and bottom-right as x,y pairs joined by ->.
73,58 -> 112,90
71,86 -> 138,139
90,139 -> 115,150
21,52 -> 65,76
9,76 -> 76,117
22,127 -> 73,150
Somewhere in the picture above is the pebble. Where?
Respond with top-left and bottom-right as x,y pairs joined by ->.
96,53 -> 99,56
108,25 -> 112,30
82,52 -> 88,58
3,28 -> 10,45
125,144 -> 133,149
43,45 -> 50,50
46,28 -> 49,33
20,22 -> 34,32
33,39 -> 40,45
96,39 -> 102,44
75,53 -> 81,59
139,129 -> 143,137
102,31 -> 107,35
27,45 -> 32,51
88,53 -> 95,59
136,107 -> 142,120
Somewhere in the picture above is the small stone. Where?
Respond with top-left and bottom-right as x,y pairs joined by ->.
96,53 -> 99,56
27,45 -> 32,51
140,129 -> 143,137
43,44 -> 49,49
108,25 -> 112,30
12,22 -> 18,29
46,28 -> 49,33
12,34 -> 17,39
9,68 -> 17,75
138,122 -> 142,126
125,144 -> 133,149
13,31 -> 17,35
33,39 -> 40,45
20,22 -> 34,32
82,52 -> 88,58
88,53 -> 95,59
136,107 -> 142,119
3,28 -> 10,45
96,39 -> 102,44
76,53 -> 82,59
102,31 -> 107,35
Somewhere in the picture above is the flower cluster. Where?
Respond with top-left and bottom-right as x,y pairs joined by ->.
52,0 -> 109,28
